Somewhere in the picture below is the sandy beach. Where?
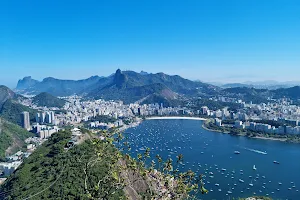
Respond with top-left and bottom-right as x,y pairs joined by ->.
146,116 -> 207,121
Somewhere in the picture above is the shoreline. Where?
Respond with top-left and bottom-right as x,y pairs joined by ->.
201,123 -> 231,134
202,123 -> 289,143
252,136 -> 287,142
146,116 -> 207,121
127,116 -> 296,144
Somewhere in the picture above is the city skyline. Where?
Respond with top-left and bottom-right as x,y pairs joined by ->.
1,0 -> 300,87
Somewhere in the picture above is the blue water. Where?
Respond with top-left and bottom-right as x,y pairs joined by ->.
121,119 -> 300,200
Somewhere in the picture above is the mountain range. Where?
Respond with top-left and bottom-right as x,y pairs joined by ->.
16,69 -> 219,106
15,69 -> 300,105
215,80 -> 300,90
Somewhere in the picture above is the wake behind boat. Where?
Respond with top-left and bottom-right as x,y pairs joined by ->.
244,147 -> 267,155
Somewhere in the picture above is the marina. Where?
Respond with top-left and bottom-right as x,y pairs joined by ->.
120,119 -> 300,199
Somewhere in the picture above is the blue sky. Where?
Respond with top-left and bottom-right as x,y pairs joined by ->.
0,0 -> 300,88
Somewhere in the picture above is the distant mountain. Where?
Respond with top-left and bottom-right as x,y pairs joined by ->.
16,75 -> 108,96
0,118 -> 34,160
88,69 -> 210,104
222,87 -> 271,103
222,86 -> 300,103
221,83 -> 254,88
220,80 -> 300,90
32,92 -> 66,108
16,76 -> 39,90
92,72 -> 179,102
273,86 -> 300,100
0,85 -> 17,109
16,69 -> 219,104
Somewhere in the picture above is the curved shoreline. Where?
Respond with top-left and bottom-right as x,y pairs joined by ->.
142,117 -> 296,143
201,123 -> 231,134
146,116 -> 207,121
202,123 -> 288,142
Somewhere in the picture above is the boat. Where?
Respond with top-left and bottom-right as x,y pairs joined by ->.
215,183 -> 220,186
273,161 -> 280,164
234,151 -> 240,154
253,165 -> 257,170
239,179 -> 245,183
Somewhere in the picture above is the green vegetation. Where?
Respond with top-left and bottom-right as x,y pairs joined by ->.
190,98 -> 242,112
0,99 -> 37,126
222,87 -> 270,104
0,118 -> 34,161
33,92 -> 66,108
88,115 -> 117,124
0,131 -> 126,200
1,127 -> 209,199
0,85 -> 17,109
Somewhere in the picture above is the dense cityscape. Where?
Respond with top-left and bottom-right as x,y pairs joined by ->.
1,92 -> 300,186
1,1 -> 300,199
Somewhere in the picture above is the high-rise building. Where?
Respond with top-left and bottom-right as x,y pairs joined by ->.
45,112 -> 52,124
21,111 -> 31,131
35,113 -> 40,123
50,111 -> 55,124
201,106 -> 209,115
41,112 -> 46,123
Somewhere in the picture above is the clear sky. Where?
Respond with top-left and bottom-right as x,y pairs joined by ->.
0,0 -> 300,88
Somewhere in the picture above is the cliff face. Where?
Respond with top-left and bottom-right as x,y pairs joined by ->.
16,76 -> 39,90
0,85 -> 16,109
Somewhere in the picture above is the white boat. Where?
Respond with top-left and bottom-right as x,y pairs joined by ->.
253,165 -> 257,170
234,151 -> 240,154
239,179 -> 244,183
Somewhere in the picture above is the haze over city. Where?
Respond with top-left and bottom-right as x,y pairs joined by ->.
2,1 -> 300,200
1,0 -> 300,87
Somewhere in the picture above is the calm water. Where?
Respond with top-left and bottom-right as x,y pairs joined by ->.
121,119 -> 300,200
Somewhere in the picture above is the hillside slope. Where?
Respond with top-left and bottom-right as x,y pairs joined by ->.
0,131 -> 162,199
32,92 -> 66,108
0,86 -> 17,109
0,100 -> 37,126
0,118 -> 34,160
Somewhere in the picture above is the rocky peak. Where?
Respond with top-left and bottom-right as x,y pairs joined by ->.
114,69 -> 128,89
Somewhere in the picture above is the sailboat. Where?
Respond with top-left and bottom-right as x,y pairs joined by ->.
249,181 -> 254,187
